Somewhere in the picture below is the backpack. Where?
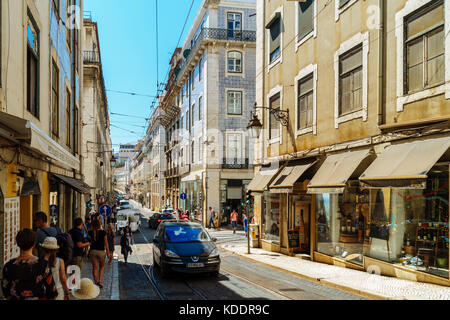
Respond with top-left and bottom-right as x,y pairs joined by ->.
43,228 -> 74,265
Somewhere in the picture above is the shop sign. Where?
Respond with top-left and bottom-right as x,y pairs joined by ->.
287,229 -> 300,250
4,197 -> 20,264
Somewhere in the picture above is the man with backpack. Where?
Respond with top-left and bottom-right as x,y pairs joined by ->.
34,211 -> 74,267
69,218 -> 91,272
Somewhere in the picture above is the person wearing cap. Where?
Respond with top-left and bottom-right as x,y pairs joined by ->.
72,278 -> 100,300
41,237 -> 71,300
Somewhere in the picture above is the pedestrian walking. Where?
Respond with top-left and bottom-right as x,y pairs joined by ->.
85,217 -> 92,232
106,225 -> 115,265
1,229 -> 58,300
88,219 -> 111,289
209,207 -> 216,229
69,218 -> 91,272
41,237 -> 71,300
120,226 -> 133,263
231,209 -> 239,234
185,210 -> 190,220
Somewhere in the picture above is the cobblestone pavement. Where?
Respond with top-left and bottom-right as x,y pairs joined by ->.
209,229 -> 450,300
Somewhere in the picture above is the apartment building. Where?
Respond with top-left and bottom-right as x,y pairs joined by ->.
160,0 -> 257,226
82,17 -> 114,213
247,0 -> 449,286
0,0 -> 86,268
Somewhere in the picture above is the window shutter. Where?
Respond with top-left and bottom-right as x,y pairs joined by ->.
298,0 -> 314,41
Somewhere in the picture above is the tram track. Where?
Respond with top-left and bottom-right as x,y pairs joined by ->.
136,227 -> 208,300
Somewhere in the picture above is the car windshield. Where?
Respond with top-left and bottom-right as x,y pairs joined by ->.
164,225 -> 211,243
118,215 -> 128,221
120,201 -> 129,206
162,209 -> 174,214
161,214 -> 173,220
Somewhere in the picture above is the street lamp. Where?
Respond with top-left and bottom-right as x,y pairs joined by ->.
246,102 -> 289,139
110,156 -> 116,168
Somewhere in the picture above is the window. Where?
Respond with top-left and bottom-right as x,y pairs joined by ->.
199,138 -> 203,162
268,16 -> 281,63
51,61 -> 59,137
185,111 -> 188,129
198,57 -> 203,81
74,105 -> 79,154
65,88 -> 71,147
227,12 -> 242,39
405,2 -> 444,94
198,96 -> 203,121
227,91 -> 242,115
191,103 -> 196,125
339,45 -> 363,116
66,0 -> 72,48
339,0 -> 351,8
269,93 -> 281,140
27,15 -> 39,118
298,0 -> 314,41
228,51 -> 242,73
194,63 -> 199,83
226,133 -> 243,164
191,141 -> 195,164
191,70 -> 195,90
297,74 -> 314,130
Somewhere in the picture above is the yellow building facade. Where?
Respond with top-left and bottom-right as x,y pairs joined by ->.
249,0 -> 450,286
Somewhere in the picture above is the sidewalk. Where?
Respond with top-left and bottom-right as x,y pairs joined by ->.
210,229 -> 450,300
75,250 -> 120,300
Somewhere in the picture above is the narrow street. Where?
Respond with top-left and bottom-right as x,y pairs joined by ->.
116,202 -> 365,300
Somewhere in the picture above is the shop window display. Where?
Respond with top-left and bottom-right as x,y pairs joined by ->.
368,169 -> 449,278
263,192 -> 281,242
315,187 -> 369,266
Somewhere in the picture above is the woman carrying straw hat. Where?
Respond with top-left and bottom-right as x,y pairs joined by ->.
41,237 -> 71,300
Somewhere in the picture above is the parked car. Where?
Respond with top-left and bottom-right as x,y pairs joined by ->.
148,212 -> 176,229
117,209 -> 141,234
118,200 -> 132,210
152,221 -> 220,277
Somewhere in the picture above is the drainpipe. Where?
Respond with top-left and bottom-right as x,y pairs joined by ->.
377,0 -> 386,126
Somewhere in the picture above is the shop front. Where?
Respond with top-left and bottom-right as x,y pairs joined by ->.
267,159 -> 318,255
219,179 -> 253,226
308,149 -> 376,269
180,175 -> 204,217
358,136 -> 450,284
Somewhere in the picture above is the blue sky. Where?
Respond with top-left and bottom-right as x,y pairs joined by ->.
84,0 -> 202,152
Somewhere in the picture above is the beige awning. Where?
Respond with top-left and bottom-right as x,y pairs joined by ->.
307,149 -> 373,194
360,136 -> 450,188
247,167 -> 281,192
0,111 -> 31,141
269,160 -> 317,193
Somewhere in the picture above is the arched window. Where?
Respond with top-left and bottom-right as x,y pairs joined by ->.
227,51 -> 242,73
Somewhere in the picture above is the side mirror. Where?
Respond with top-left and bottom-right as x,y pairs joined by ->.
212,237 -> 217,242
153,238 -> 159,244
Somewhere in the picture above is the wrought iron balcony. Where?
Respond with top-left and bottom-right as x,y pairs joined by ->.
221,158 -> 249,170
83,51 -> 100,64
177,28 -> 256,82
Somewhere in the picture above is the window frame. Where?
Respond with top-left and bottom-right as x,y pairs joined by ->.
334,32 -> 369,128
51,60 -> 60,138
295,64 -> 317,137
335,0 -> 358,22
404,1 -> 444,95
267,86 -> 283,145
26,11 -> 40,119
395,0 -> 450,111
227,90 -> 243,116
226,132 -> 244,165
227,50 -> 243,74
198,96 -> 203,121
266,7 -> 283,71
65,87 -> 71,148
295,0 -> 317,51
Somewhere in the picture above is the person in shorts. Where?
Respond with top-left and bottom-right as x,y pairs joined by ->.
88,219 -> 111,289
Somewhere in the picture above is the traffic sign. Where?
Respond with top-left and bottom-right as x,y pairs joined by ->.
180,193 -> 187,200
49,205 -> 58,218
99,204 -> 112,217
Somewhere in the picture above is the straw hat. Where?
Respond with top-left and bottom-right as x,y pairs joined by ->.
72,278 -> 100,300
41,237 -> 59,250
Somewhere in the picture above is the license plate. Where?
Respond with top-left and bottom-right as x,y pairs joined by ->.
187,263 -> 204,268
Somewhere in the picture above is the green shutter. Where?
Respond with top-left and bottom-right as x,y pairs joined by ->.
339,0 -> 351,8
269,19 -> 281,55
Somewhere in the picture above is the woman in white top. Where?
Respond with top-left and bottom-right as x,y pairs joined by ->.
41,237 -> 70,300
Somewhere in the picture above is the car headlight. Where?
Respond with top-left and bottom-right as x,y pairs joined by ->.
164,250 -> 180,258
209,247 -> 220,258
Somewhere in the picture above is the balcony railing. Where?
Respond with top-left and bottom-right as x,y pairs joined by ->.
221,158 -> 249,170
83,51 -> 100,64
177,28 -> 256,82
